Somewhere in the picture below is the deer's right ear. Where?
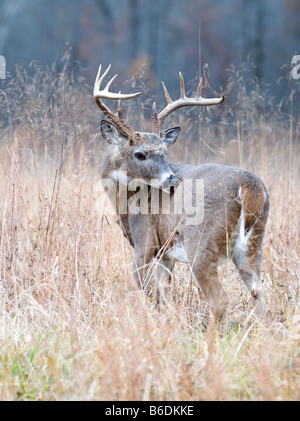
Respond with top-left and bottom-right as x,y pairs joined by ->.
100,120 -> 124,145
161,127 -> 181,148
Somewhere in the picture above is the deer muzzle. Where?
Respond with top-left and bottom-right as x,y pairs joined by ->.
161,173 -> 181,195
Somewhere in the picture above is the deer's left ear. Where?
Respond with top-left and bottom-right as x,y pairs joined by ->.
100,119 -> 126,145
161,127 -> 181,148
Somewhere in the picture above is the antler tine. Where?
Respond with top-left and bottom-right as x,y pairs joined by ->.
162,81 -> 172,104
105,73 -> 118,92
179,72 -> 185,99
94,64 -> 110,93
93,63 -> 142,138
196,77 -> 203,98
152,102 -> 160,135
117,95 -> 124,122
156,72 -> 225,130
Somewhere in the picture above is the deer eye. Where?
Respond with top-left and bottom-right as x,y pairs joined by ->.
134,152 -> 147,161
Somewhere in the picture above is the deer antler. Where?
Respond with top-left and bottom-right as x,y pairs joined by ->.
93,64 -> 142,138
152,72 -> 225,134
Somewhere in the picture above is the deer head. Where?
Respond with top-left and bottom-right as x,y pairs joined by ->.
94,64 -> 224,193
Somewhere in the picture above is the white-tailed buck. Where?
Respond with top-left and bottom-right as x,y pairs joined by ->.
94,64 -> 269,322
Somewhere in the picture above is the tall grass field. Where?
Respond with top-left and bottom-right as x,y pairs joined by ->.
0,58 -> 299,400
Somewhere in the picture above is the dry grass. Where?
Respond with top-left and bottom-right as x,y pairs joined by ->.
0,60 -> 299,401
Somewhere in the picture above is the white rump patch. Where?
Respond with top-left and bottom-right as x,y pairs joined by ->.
234,187 -> 254,258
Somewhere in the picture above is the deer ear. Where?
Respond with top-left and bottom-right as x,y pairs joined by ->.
100,120 -> 125,144
161,127 -> 181,148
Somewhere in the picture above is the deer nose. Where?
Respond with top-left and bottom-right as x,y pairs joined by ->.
167,174 -> 181,186
163,174 -> 181,194
160,172 -> 181,194
167,174 -> 175,183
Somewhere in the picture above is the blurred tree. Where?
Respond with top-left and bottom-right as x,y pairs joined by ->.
253,0 -> 265,81
0,0 -> 298,109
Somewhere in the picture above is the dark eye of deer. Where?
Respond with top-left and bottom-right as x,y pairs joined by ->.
134,152 -> 146,161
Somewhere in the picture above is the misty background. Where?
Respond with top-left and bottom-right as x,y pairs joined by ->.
0,0 -> 299,126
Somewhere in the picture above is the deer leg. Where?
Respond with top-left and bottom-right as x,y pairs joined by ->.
133,252 -> 154,292
191,260 -> 229,322
233,251 -> 266,318
131,223 -> 158,293
232,187 -> 268,318
154,257 -> 174,307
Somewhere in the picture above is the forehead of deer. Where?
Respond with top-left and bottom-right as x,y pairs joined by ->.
133,132 -> 167,153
